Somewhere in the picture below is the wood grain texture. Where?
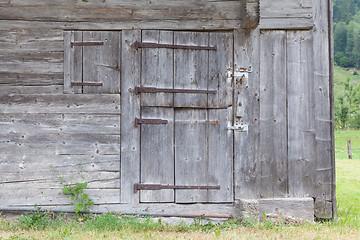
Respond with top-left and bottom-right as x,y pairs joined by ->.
175,109 -> 208,203
260,0 -> 313,29
208,32 -> 233,109
259,30 -> 288,198
234,28 -> 261,199
120,30 -> 141,204
140,30 -> 173,107
140,107 -> 174,203
174,32 -> 209,108
312,0 -> 333,212
0,94 -> 120,114
0,1 -> 242,23
287,30 -> 316,198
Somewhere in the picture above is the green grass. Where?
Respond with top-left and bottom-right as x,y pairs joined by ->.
335,130 -> 360,159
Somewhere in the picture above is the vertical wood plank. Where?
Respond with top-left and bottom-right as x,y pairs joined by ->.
208,32 -> 233,108
207,108 -> 233,202
141,30 -> 173,107
64,31 -> 82,94
234,29 -> 261,199
99,31 -> 121,93
175,109 -> 208,203
140,107 -> 174,203
120,30 -> 141,204
287,30 -> 316,197
63,31 -> 72,94
83,31 -> 102,94
313,0 -> 334,209
259,30 -> 288,198
174,32 -> 208,108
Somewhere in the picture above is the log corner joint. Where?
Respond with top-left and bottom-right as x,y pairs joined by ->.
241,0 -> 260,29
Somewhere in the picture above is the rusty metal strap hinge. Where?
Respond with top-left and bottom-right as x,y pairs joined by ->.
135,87 -> 216,95
134,41 -> 217,51
71,82 -> 103,87
134,118 -> 168,127
71,42 -> 104,47
134,183 -> 220,193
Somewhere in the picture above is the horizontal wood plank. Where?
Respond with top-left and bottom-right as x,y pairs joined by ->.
0,94 -> 120,114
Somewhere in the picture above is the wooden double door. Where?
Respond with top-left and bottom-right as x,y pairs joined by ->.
135,30 -> 234,203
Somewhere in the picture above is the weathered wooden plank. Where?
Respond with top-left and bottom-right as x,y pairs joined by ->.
80,31 -> 121,94
0,86 -> 62,94
207,108 -> 233,202
0,28 -> 63,51
259,30 -> 288,198
234,28 -> 261,199
82,31 -> 102,94
175,109 -> 208,203
174,32 -> 208,108
140,107 -> 174,203
0,113 -> 120,135
260,0 -> 312,18
0,184 -> 120,206
208,31 -> 233,109
120,30 -> 141,204
0,51 -> 63,63
64,31 -> 79,94
0,19 -> 242,31
260,0 -> 313,29
287,30 -> 316,198
0,73 -> 63,87
259,18 -> 313,30
0,2 -> 242,22
0,94 -> 120,114
312,0 -> 334,212
141,30 -> 174,107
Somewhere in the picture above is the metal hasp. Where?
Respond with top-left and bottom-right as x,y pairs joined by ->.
135,87 -> 216,95
134,41 -> 217,51
227,67 -> 252,83
134,118 -> 168,127
134,183 -> 220,193
227,122 -> 249,132
71,82 -> 103,87
71,42 -> 104,47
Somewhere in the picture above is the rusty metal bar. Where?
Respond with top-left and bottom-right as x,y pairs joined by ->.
135,87 -> 216,95
71,42 -> 104,47
134,118 -> 168,127
134,183 -> 220,193
71,82 -> 103,87
134,41 -> 217,51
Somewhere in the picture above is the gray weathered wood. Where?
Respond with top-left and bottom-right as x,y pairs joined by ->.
141,30 -> 173,107
312,0 -> 334,215
175,109 -> 208,203
234,28 -> 261,199
0,94 -> 120,114
174,32 -> 208,108
82,31 -> 121,94
259,30 -> 288,198
208,32 -> 233,109
287,30 -> 316,198
120,30 -> 141,204
207,108 -> 233,202
140,107 -> 174,203
260,0 -> 313,29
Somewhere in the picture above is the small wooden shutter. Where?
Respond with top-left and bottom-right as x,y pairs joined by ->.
64,31 -> 121,94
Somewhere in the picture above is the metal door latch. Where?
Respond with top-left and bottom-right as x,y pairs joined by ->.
227,67 -> 252,83
227,122 -> 248,132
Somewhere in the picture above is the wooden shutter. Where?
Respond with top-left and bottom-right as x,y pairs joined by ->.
64,31 -> 121,94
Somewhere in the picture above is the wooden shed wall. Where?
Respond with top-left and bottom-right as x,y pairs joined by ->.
0,0 -> 334,219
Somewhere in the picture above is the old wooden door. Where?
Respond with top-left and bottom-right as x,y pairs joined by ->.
135,30 -> 234,203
